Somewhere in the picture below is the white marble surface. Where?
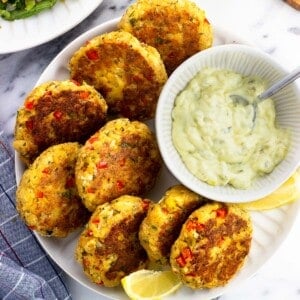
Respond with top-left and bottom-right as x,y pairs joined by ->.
1,0 -> 300,299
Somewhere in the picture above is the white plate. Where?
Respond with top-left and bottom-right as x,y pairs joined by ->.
15,18 -> 300,300
0,0 -> 103,54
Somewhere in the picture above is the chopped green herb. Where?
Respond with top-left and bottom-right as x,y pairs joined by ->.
151,225 -> 157,230
155,37 -> 165,45
129,17 -> 137,26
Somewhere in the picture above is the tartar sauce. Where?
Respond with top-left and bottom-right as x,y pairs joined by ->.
172,68 -> 290,189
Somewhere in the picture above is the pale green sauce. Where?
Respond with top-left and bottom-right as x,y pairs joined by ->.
172,68 -> 290,189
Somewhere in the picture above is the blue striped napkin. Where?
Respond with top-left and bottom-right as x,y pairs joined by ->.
0,129 -> 71,300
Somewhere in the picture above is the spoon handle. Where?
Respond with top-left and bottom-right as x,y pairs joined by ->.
259,66 -> 300,100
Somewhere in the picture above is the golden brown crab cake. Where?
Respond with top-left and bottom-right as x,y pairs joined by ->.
16,142 -> 90,238
69,30 -> 167,121
139,185 -> 206,265
13,80 -> 107,166
76,195 -> 152,287
170,202 -> 252,289
118,0 -> 213,75
75,118 -> 162,212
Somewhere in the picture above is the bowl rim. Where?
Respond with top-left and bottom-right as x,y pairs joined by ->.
155,43 -> 300,203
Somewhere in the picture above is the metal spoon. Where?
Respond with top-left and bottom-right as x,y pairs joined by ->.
230,66 -> 300,127
230,66 -> 300,106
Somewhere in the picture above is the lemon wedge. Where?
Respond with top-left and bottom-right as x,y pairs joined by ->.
238,170 -> 300,211
121,269 -> 182,300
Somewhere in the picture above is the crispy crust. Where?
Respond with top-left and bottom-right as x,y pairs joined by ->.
139,185 -> 205,265
75,118 -> 162,212
13,80 -> 107,166
170,202 -> 252,288
76,195 -> 152,287
16,142 -> 90,237
69,30 -> 167,121
118,0 -> 213,74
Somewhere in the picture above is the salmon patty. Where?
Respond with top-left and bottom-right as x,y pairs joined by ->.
170,202 -> 252,288
14,80 -> 107,166
69,30 -> 167,120
118,0 -> 213,74
139,185 -> 205,265
16,142 -> 90,238
75,118 -> 162,212
76,195 -> 152,287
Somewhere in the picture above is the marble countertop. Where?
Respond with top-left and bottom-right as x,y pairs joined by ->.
1,0 -> 300,299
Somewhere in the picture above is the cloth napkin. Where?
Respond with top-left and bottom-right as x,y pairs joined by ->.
0,129 -> 71,300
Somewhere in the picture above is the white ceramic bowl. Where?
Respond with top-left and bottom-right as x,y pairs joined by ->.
156,44 -> 300,203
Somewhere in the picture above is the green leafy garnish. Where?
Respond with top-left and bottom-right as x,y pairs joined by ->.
0,0 -> 57,21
